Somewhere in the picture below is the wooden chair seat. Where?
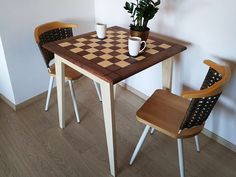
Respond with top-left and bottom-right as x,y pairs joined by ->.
136,89 -> 203,139
49,64 -> 83,81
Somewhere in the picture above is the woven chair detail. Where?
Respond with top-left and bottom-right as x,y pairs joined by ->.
179,68 -> 223,131
38,28 -> 73,68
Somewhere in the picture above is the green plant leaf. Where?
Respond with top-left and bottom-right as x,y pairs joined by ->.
124,0 -> 160,30
154,0 -> 161,6
124,2 -> 131,11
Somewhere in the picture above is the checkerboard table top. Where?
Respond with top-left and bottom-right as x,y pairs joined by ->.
43,26 -> 186,84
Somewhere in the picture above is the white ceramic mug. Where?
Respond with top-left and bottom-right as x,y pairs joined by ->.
96,23 -> 107,39
128,37 -> 146,57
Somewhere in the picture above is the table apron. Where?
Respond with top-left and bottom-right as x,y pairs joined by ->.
55,54 -> 110,86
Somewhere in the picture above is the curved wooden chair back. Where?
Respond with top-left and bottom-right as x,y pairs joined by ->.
179,60 -> 231,133
34,21 -> 77,68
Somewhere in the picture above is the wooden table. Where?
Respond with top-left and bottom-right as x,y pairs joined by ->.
43,26 -> 186,176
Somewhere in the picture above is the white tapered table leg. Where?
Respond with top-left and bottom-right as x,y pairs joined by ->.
100,82 -> 117,177
55,55 -> 65,129
162,57 -> 173,91
194,135 -> 200,152
177,139 -> 185,177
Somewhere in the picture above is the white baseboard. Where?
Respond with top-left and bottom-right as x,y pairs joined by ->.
202,129 -> 236,153
0,89 -> 55,111
0,94 -> 16,110
118,82 -> 149,100
15,91 -> 49,110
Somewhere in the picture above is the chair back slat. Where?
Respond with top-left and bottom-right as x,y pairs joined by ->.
38,28 -> 73,68
179,67 -> 224,131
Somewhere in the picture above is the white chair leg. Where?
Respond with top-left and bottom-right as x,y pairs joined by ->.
93,81 -> 102,101
177,139 -> 185,177
68,80 -> 80,123
194,135 -> 200,152
129,125 -> 150,165
150,127 -> 155,135
45,76 -> 54,111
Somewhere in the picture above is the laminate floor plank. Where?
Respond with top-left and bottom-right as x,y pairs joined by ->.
0,77 -> 235,177
0,113 -> 66,177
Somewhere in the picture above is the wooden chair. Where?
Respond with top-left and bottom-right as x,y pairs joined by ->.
34,21 -> 102,123
129,60 -> 231,177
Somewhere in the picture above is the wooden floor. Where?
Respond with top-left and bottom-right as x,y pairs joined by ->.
0,77 -> 236,177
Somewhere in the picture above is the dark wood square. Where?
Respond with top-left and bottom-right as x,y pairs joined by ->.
93,51 -> 105,56
108,58 -> 121,63
124,58 -> 137,64
91,57 -> 104,63
78,50 -> 90,56
109,46 -> 120,50
94,46 -> 106,50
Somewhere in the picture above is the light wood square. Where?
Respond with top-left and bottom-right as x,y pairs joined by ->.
102,43 -> 113,48
116,48 -> 127,54
101,48 -> 113,54
147,39 -> 155,43
88,43 -> 99,48
117,43 -> 128,48
76,38 -> 87,42
107,30 -> 115,34
91,34 -> 97,37
100,54 -> 113,60
117,31 -> 127,34
58,42 -> 72,47
73,42 -> 85,47
135,56 -> 145,61
115,54 -> 129,60
147,43 -> 156,49
115,61 -> 130,68
159,43 -> 171,49
98,60 -> 113,67
70,47 -> 83,53
83,53 -> 97,60
146,49 -> 159,54
117,38 -> 127,43
107,34 -> 115,38
86,48 -> 98,53
117,34 -> 126,39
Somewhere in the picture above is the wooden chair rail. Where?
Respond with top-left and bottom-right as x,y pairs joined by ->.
181,60 -> 231,99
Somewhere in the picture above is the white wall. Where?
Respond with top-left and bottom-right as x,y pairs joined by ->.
0,0 -> 95,104
0,36 -> 15,103
95,0 -> 236,145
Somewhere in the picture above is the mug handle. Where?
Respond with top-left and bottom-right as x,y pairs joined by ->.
139,41 -> 147,53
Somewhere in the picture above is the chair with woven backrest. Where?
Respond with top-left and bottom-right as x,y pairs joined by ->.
129,60 -> 231,177
34,21 -> 102,123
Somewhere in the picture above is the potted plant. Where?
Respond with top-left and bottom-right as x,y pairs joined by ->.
124,0 -> 161,41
